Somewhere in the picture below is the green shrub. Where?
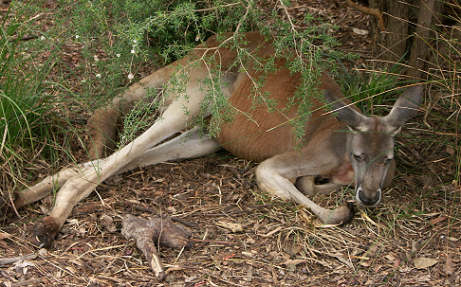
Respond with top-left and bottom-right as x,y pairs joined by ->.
0,8 -> 59,182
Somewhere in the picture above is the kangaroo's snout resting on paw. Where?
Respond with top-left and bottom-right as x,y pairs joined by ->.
12,32 -> 423,247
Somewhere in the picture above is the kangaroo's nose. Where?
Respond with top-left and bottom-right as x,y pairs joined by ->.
357,187 -> 381,207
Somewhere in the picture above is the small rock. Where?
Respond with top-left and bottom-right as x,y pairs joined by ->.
216,220 -> 243,233
352,27 -> 369,35
38,248 -> 48,257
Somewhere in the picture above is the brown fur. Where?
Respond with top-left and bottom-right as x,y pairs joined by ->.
87,107 -> 120,159
217,71 -> 346,162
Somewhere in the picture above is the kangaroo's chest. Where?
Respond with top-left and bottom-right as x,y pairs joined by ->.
330,161 -> 354,185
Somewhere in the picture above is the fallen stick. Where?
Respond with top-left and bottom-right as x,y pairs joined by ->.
121,215 -> 191,281
0,254 -> 37,266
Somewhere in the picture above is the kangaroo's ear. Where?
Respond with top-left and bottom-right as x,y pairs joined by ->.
321,73 -> 368,130
384,86 -> 423,128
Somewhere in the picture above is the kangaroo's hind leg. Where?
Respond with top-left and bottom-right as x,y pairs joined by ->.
14,127 -> 219,209
87,56 -> 197,159
120,126 -> 220,173
32,66 -> 216,247
13,59 -> 192,210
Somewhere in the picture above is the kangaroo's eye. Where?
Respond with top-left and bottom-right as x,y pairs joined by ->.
353,153 -> 366,162
384,157 -> 393,164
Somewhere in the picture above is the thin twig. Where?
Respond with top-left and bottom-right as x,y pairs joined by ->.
194,2 -> 242,12
278,0 -> 301,59
234,0 -> 251,36
407,127 -> 461,138
0,123 -> 7,156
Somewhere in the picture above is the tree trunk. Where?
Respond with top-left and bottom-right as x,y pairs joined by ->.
384,2 -> 409,61
368,0 -> 409,62
367,0 -> 440,79
407,0 -> 437,79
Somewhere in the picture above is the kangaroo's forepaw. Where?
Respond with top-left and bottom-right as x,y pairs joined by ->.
340,202 -> 355,225
321,202 -> 355,225
34,216 -> 59,248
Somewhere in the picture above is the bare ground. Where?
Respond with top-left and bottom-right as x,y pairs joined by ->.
1,1 -> 460,286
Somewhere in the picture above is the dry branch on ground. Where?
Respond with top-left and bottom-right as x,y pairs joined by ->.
121,215 -> 191,280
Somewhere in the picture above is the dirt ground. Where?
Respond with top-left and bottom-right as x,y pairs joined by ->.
1,1 -> 460,286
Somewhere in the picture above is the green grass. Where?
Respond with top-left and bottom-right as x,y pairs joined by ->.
337,69 -> 401,114
0,6 -> 60,186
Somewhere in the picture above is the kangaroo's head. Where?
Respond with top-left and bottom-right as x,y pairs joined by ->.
324,86 -> 423,207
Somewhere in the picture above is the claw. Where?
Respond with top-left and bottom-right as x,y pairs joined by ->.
33,216 -> 59,248
321,202 -> 355,225
341,201 -> 355,225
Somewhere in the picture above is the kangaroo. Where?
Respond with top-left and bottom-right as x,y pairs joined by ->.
12,32 -> 423,247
